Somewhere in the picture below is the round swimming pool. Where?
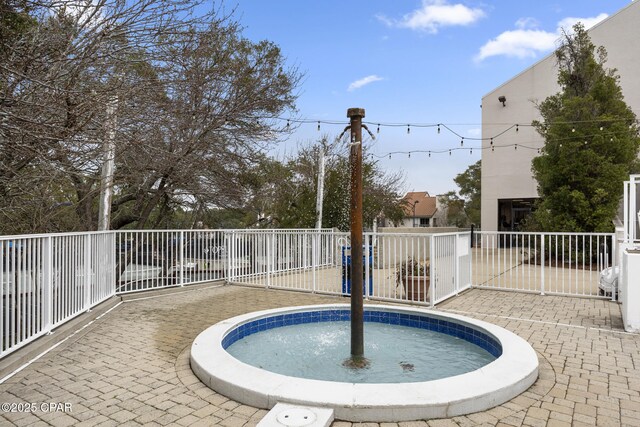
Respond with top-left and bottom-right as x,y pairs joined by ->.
190,304 -> 538,421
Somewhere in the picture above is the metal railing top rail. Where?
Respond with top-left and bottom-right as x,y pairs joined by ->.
477,231 -> 615,237
364,231 -> 471,238
226,229 -> 335,233
0,230 -> 115,241
0,228 -> 338,240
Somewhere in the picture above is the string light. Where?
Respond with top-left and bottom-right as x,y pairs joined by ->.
275,117 -> 634,160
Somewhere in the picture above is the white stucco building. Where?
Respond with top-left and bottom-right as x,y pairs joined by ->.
481,1 -> 640,231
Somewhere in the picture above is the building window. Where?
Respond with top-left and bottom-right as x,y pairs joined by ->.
498,198 -> 537,231
420,218 -> 430,227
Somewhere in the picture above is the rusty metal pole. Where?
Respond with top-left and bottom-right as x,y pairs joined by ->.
347,107 -> 365,360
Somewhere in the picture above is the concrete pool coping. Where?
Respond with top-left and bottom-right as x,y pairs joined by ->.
190,304 -> 539,422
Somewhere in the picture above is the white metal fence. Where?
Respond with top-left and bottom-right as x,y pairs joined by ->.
1,232 -> 115,358
472,231 -> 615,299
0,227 -> 614,359
226,230 -> 472,305
115,230 -> 227,294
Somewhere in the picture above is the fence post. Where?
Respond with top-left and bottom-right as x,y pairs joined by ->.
266,231 -> 272,289
111,232 -> 117,297
611,234 -> 617,302
226,231 -> 234,283
179,230 -> 185,287
84,234 -> 92,311
311,231 -> 317,293
429,234 -> 435,308
43,236 -> 54,334
454,234 -> 460,295
364,234 -> 371,300
468,232 -> 473,291
540,235 -> 545,295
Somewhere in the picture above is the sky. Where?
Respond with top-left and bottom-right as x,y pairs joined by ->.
228,0 -> 635,196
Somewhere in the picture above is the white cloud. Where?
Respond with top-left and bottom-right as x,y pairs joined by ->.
476,29 -> 558,61
475,13 -> 608,62
515,17 -> 539,30
348,75 -> 384,92
467,128 -> 481,137
557,13 -> 609,32
377,0 -> 486,34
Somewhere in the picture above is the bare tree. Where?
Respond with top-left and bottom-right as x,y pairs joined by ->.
0,0 -> 301,233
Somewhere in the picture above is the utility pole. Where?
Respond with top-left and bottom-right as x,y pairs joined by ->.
347,107 -> 365,363
98,96 -> 117,231
315,138 -> 326,230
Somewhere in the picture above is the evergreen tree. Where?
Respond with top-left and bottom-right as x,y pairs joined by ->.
454,160 -> 481,226
531,23 -> 639,232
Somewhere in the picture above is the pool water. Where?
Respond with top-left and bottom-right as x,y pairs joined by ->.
226,320 -> 496,383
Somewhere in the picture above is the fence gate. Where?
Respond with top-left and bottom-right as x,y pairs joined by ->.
431,233 -> 472,304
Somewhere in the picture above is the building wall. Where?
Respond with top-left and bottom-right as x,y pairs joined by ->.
481,1 -> 640,231
398,218 -> 432,228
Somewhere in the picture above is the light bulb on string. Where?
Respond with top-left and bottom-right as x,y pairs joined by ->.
516,124 -> 519,133
491,146 -> 494,152
286,120 -> 290,130
572,127 -> 575,132
317,121 -> 320,131
470,148 -> 473,155
407,124 -> 411,134
428,151 -> 431,158
377,124 -> 380,134
600,126 -> 604,131
449,150 -> 452,156
537,149 -> 540,154
515,144 -> 518,150
461,138 -> 464,147
490,138 -> 493,145
388,154 -> 391,159
408,152 -> 411,158
437,124 -> 440,134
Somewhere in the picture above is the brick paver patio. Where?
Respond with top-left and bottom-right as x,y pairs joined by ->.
1,283 -> 639,426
